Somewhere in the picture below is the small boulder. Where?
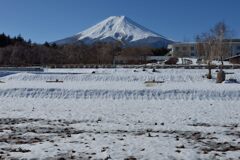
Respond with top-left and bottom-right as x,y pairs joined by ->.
216,70 -> 225,83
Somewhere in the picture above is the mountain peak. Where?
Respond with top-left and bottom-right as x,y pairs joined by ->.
54,16 -> 174,47
108,15 -> 126,19
106,15 -> 127,20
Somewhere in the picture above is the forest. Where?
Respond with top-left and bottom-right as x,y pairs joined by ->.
0,33 -> 170,66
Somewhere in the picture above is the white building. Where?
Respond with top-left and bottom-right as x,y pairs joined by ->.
168,40 -> 240,58
168,42 -> 196,57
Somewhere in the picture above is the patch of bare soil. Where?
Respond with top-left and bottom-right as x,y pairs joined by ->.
0,118 -> 240,159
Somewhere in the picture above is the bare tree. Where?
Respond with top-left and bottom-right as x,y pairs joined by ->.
211,22 -> 232,66
112,42 -> 122,67
195,22 -> 233,80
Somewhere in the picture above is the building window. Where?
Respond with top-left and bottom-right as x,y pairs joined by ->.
182,47 -> 187,51
175,47 -> 179,51
191,47 -> 194,51
237,46 -> 240,50
191,53 -> 195,56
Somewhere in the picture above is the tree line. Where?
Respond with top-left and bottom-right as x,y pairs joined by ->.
0,33 -> 170,66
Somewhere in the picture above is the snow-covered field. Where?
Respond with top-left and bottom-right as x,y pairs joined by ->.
0,68 -> 240,160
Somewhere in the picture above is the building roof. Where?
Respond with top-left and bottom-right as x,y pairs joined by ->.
225,54 -> 240,60
169,39 -> 240,47
223,39 -> 240,42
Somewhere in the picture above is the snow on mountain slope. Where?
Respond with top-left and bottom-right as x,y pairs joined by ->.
54,16 -> 173,47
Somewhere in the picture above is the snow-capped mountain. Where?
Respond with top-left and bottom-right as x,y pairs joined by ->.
54,16 -> 174,48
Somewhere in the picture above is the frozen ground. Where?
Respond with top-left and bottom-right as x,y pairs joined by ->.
0,68 -> 240,160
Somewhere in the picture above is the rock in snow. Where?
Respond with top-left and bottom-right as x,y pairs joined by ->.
54,16 -> 174,48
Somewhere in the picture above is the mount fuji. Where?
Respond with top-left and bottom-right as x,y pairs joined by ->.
54,16 -> 174,48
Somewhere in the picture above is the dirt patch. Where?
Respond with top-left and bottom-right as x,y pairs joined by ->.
1,118 -> 240,159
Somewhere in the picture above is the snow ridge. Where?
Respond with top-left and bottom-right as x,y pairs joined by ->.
0,88 -> 239,100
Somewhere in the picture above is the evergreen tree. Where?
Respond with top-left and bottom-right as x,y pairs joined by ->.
44,41 -> 50,47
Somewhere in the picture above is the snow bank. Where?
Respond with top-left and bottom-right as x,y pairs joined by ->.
0,69 -> 239,100
1,69 -> 234,82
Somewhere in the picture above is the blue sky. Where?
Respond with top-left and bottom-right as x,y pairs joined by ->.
0,0 -> 239,43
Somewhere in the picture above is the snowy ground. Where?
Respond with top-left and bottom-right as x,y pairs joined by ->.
0,68 -> 240,160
